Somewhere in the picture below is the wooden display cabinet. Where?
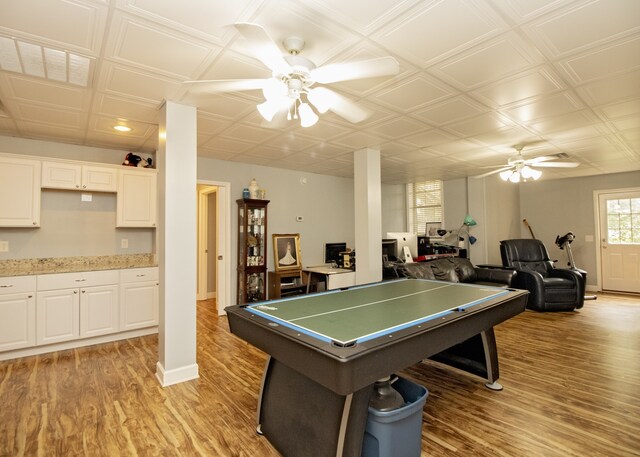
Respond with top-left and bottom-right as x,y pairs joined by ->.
237,199 -> 269,304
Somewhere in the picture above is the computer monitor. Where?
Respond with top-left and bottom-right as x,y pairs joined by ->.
324,242 -> 347,265
386,232 -> 418,260
381,239 -> 398,261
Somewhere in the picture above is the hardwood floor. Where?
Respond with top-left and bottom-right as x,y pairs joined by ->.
1,293 -> 639,456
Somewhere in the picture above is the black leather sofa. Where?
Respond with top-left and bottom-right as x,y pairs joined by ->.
396,256 -> 516,288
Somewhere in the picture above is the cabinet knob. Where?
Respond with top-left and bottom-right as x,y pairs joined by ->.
33,221 -> 37,225
74,290 -> 78,294
76,185 -> 80,188
82,185 -> 86,188
75,278 -> 87,282
136,274 -> 146,277
81,290 -> 85,293
0,284 -> 13,288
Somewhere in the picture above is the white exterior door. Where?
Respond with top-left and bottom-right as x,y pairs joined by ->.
599,190 -> 640,293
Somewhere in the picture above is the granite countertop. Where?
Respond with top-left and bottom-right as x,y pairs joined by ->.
0,254 -> 157,277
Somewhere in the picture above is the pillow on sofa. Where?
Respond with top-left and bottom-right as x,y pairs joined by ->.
429,258 -> 460,282
453,258 -> 477,283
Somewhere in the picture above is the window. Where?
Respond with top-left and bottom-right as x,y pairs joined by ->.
607,198 -> 640,244
406,180 -> 443,234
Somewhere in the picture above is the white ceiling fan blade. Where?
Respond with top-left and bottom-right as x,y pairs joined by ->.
233,23 -> 291,75
318,88 -> 372,123
532,161 -> 580,168
183,78 -> 265,94
311,57 -> 399,84
473,167 -> 511,178
524,155 -> 556,164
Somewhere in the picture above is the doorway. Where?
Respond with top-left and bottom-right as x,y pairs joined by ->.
596,188 -> 640,293
197,180 -> 231,314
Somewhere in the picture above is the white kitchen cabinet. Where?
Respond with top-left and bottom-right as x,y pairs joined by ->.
0,276 -> 36,351
36,270 -> 119,345
120,267 -> 159,331
41,161 -> 117,192
117,168 -> 157,227
0,156 -> 41,227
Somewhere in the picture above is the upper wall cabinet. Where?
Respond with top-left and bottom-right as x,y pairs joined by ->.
0,156 -> 41,227
117,168 -> 157,228
42,161 -> 117,192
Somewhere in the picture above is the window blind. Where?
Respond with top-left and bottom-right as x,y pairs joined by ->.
406,180 -> 442,235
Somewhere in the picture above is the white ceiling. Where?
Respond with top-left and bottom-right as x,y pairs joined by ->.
0,0 -> 639,184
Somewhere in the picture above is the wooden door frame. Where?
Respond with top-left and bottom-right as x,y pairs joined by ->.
593,186 -> 640,293
197,180 -> 231,315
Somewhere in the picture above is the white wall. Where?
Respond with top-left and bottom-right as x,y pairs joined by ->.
0,136 -> 155,260
519,170 -> 640,287
485,177 -> 520,264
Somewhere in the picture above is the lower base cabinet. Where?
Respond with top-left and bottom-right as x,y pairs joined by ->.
120,268 -> 159,331
0,290 -> 36,352
36,288 -> 81,345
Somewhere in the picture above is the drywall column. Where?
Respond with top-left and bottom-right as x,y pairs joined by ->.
354,148 -> 382,285
156,101 -> 199,386
467,177 -> 488,265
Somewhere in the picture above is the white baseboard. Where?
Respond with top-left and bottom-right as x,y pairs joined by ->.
156,361 -> 199,387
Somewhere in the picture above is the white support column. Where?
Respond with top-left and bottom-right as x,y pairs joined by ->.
354,148 -> 382,285
467,177 -> 488,265
156,101 -> 199,386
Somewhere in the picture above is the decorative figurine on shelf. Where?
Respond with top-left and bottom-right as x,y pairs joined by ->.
249,178 -> 259,199
243,188 -> 250,199
122,152 -> 142,167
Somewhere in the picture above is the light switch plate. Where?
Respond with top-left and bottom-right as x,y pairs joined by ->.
121,239 -> 128,249
0,241 -> 8,252
81,193 -> 92,202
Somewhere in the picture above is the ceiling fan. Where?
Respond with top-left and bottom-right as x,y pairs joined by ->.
183,23 -> 399,127
473,144 -> 580,182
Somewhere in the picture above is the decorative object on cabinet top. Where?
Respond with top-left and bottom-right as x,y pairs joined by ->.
0,253 -> 157,277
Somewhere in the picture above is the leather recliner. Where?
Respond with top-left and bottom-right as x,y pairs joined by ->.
500,239 -> 584,312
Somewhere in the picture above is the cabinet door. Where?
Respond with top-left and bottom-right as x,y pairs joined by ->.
117,169 -> 157,227
80,285 -> 119,338
41,161 -> 82,190
82,165 -> 117,192
120,281 -> 158,330
0,156 -> 41,227
36,289 -> 80,345
0,293 -> 36,351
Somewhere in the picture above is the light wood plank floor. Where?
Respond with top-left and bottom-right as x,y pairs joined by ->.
1,293 -> 639,456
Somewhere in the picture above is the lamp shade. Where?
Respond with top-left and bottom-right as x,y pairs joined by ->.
298,102 -> 318,127
463,215 -> 477,226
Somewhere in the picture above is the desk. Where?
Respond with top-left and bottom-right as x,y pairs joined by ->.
226,279 -> 528,457
303,265 -> 356,293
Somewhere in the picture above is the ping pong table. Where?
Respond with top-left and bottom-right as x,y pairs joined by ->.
226,278 -> 528,457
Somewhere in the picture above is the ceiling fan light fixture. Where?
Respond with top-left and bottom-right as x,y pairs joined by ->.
298,102 -> 318,127
509,171 -> 521,183
499,169 -> 512,181
307,87 -> 333,114
262,78 -> 287,101
530,168 -> 542,180
257,100 -> 280,122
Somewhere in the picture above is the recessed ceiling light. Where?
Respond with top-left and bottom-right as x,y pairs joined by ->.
113,125 -> 132,132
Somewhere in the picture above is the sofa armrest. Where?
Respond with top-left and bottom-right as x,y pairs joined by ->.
474,267 -> 516,287
511,269 -> 545,309
549,268 -> 585,309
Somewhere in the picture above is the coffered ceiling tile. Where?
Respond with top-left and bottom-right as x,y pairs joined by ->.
16,120 -> 86,142
402,129 -> 455,148
304,0 -> 420,35
4,74 -> 90,110
243,146 -> 295,160
525,0 -> 640,58
470,125 -> 538,149
286,121 -> 351,142
15,102 -> 85,129
368,117 -> 428,140
558,35 -> 640,85
331,131 -> 387,150
428,139 -> 485,155
249,0 -> 360,67
220,123 -> 280,144
191,93 -> 257,120
372,75 -> 454,112
84,131 -> 147,150
371,0 -> 507,67
390,149 -> 441,163
226,153 -> 274,166
94,94 -> 158,123
410,96 -> 486,126
444,112 -> 512,137
378,141 -> 419,157
528,110 -> 599,134
89,115 -> 156,138
576,69 -> 640,106
611,117 -> 640,133
117,0 -> 260,45
505,92 -> 583,123
598,98 -> 640,119
0,0 -> 108,54
201,135 -> 255,154
542,124 -> 610,145
432,33 -> 543,90
197,148 -> 238,161
196,114 -> 234,135
197,49 -> 271,82
107,13 -> 220,79
263,132 -> 318,152
99,62 -> 182,103
494,0 -> 575,23
302,142 -> 353,159
472,66 -> 564,108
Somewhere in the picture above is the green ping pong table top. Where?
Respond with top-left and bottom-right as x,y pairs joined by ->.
246,279 -> 510,346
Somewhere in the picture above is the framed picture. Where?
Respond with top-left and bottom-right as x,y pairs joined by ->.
273,233 -> 302,271
425,222 -> 442,237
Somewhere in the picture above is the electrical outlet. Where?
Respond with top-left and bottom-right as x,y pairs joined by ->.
81,193 -> 92,202
0,241 -> 8,252
121,239 -> 129,249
